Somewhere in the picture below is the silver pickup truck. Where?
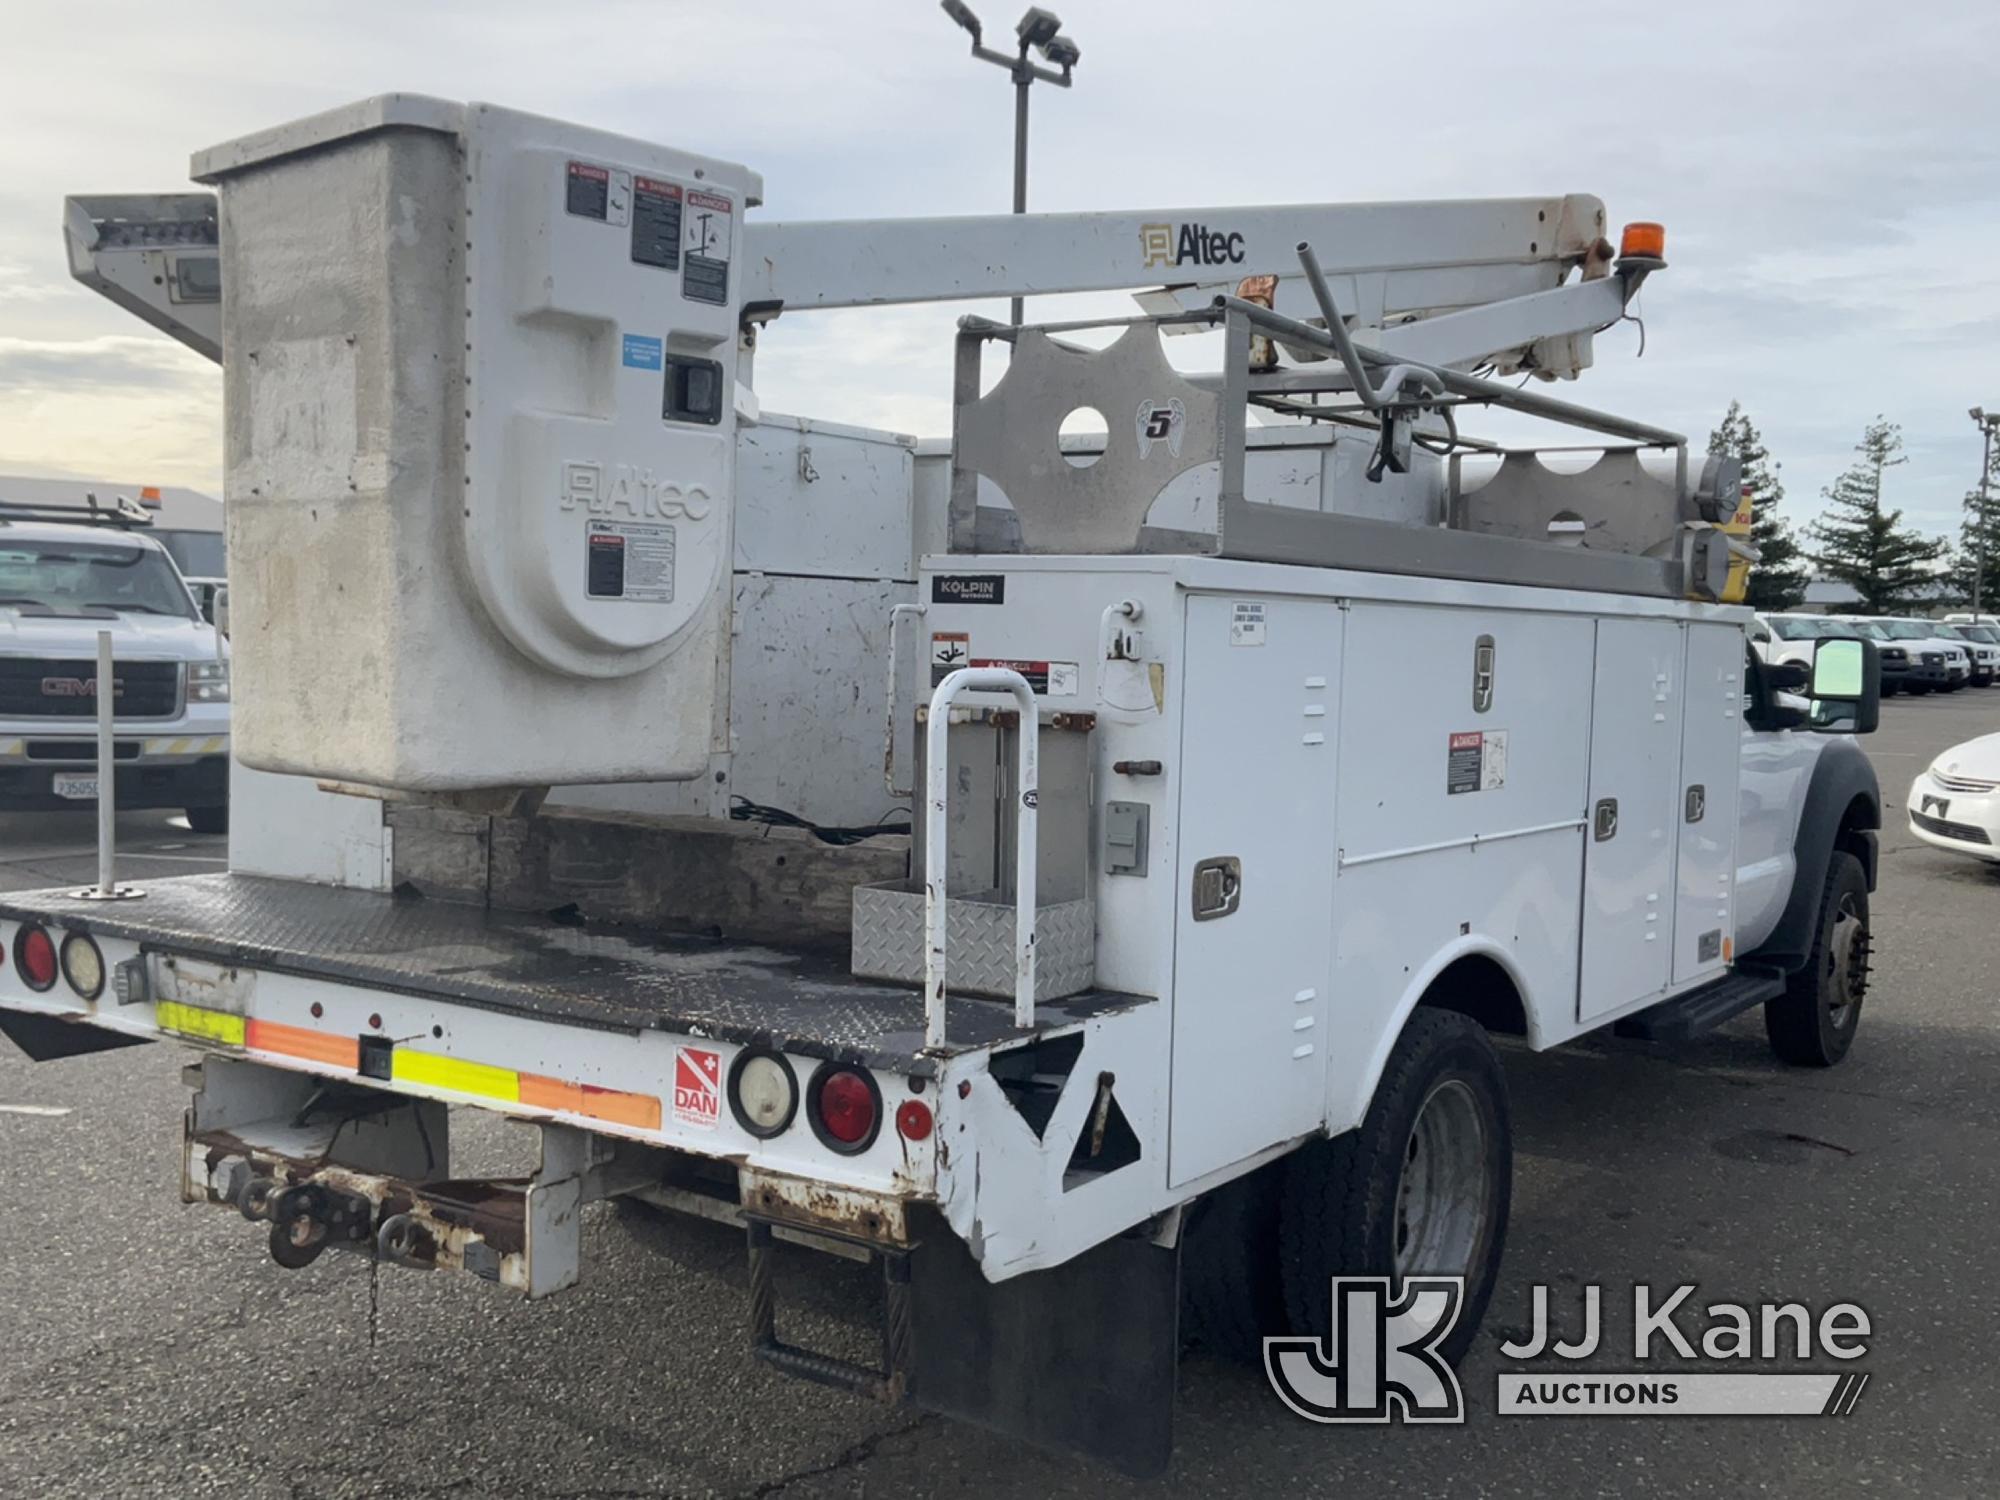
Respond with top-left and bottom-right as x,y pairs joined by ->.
0,507 -> 230,830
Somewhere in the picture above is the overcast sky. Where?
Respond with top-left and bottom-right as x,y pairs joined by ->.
2,0 -> 1996,541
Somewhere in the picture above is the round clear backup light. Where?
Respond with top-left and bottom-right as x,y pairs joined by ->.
59,932 -> 106,1001
728,1048 -> 799,1139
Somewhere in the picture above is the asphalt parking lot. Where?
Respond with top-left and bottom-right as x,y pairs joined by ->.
3,691 -> 1999,1498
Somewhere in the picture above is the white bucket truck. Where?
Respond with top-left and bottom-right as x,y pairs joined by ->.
2,97 -> 1881,1473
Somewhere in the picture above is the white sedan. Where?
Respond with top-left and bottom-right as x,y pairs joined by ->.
1909,733 -> 2000,860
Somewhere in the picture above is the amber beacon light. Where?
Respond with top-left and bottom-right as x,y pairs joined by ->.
1619,221 -> 1666,260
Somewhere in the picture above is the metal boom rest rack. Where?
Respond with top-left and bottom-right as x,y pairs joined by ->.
947,240 -> 1746,603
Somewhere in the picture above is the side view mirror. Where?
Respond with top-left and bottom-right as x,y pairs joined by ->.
1808,637 -> 1879,734
207,586 -> 230,642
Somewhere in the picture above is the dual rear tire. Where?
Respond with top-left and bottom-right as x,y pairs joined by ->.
1182,1009 -> 1511,1366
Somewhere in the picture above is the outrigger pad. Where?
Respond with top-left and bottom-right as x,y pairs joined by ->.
908,1213 -> 1178,1478
0,1009 -> 151,1062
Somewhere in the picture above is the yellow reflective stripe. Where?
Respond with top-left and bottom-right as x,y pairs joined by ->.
0,739 -> 22,758
156,1000 -> 246,1046
139,736 -> 227,756
391,1048 -> 521,1103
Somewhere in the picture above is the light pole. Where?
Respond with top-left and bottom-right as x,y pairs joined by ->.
1974,406 -> 2000,618
940,3 -> 1080,328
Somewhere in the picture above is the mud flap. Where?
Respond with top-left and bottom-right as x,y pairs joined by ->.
0,1009 -> 151,1062
908,1218 -> 1178,1478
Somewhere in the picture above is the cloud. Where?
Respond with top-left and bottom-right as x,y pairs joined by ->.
0,334 -> 215,393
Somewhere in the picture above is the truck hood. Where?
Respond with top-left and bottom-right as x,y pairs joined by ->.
0,609 -> 222,661
1933,733 -> 2000,780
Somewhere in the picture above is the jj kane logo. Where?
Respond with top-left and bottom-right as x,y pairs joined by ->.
1264,1281 -> 1876,1425
1140,221 -> 1246,269
1265,1277 -> 1466,1423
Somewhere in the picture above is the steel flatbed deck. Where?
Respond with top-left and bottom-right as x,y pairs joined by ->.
0,873 -> 1144,1072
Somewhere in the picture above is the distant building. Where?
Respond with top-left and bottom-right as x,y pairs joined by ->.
0,474 -> 223,580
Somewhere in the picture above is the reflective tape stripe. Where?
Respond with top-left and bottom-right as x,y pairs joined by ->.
156,1000 -> 246,1046
391,1047 -> 520,1103
0,739 -> 21,759
150,1005 -> 660,1130
244,1018 -> 359,1070
520,1073 -> 662,1131
139,736 -> 228,757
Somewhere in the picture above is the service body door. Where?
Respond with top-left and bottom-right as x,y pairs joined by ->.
1169,594 -> 1339,1187
1674,622 -> 1743,984
1579,619 -> 1682,1023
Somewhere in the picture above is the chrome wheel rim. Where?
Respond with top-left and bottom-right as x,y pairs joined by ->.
1392,1078 -> 1492,1279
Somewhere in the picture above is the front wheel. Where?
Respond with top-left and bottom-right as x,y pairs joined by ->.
1765,851 -> 1869,1067
1278,1009 -> 1511,1365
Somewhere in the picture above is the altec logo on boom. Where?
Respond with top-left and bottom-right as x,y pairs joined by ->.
1140,222 -> 1246,269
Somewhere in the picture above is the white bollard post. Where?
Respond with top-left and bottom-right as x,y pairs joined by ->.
74,627 -> 142,901
95,629 -> 116,896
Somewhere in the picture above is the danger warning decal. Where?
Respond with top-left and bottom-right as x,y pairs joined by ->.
969,657 -> 1080,696
1446,729 -> 1509,795
673,1046 -> 722,1128
565,160 -> 631,226
682,190 -> 733,306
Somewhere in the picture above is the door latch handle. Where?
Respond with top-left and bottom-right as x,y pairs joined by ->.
1593,798 -> 1619,841
1192,856 -> 1242,920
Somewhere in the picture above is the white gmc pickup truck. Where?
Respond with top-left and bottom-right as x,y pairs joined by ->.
0,511 -> 230,830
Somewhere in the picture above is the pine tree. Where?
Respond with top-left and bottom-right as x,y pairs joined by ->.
1809,418 -> 1946,615
1945,431 -> 2000,611
1707,401 -> 1806,611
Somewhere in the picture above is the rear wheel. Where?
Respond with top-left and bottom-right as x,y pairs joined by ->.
1278,1009 -> 1510,1364
1765,851 -> 1869,1067
1180,1159 -> 1284,1361
184,804 -> 228,835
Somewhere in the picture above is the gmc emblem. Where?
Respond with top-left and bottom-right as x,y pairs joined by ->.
39,677 -> 118,698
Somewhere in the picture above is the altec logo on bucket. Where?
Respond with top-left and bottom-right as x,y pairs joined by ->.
673,1047 -> 722,1128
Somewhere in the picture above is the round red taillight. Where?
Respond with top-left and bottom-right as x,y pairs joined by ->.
14,925 -> 58,993
895,1099 -> 933,1141
809,1065 -> 881,1153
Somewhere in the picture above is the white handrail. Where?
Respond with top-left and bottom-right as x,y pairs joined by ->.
924,667 -> 1039,1048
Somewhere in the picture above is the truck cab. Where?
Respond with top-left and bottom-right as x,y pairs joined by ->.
0,508 -> 229,830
